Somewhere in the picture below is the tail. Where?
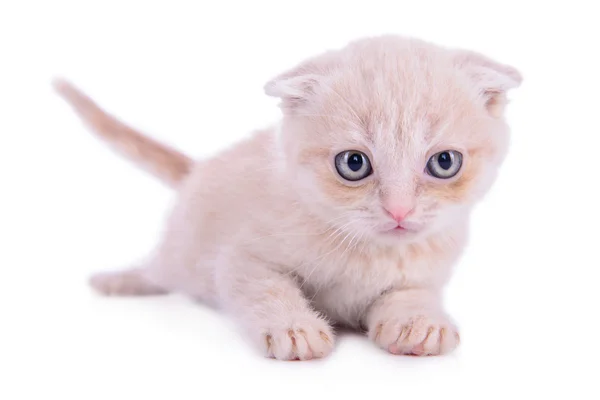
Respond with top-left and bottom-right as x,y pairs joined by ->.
53,79 -> 193,188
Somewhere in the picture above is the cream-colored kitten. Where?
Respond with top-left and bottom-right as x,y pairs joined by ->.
55,35 -> 521,360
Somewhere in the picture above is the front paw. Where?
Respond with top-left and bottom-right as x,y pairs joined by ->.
260,315 -> 334,361
369,313 -> 460,356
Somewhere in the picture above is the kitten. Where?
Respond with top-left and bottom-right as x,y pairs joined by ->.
54,35 -> 521,360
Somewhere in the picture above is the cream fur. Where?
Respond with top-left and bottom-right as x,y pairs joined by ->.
55,35 -> 521,360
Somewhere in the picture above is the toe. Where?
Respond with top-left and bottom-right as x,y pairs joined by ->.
271,330 -> 294,360
294,330 -> 313,360
419,326 -> 441,355
439,327 -> 460,354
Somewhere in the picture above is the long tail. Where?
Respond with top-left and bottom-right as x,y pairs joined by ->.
53,79 -> 193,188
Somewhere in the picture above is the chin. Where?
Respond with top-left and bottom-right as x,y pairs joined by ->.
375,227 -> 421,244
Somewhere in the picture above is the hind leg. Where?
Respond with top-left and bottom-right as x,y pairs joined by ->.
89,267 -> 168,296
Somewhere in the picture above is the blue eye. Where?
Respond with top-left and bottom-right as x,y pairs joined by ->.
426,150 -> 463,179
335,150 -> 372,181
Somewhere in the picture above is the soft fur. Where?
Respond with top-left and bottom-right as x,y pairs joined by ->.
55,35 -> 521,360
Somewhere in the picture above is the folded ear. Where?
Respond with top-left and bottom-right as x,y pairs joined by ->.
264,50 -> 338,110
454,50 -> 522,117
263,73 -> 322,108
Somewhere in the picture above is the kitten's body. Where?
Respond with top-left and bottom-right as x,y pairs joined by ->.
56,35 -> 521,360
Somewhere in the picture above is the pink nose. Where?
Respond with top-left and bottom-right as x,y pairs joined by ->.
384,206 -> 413,223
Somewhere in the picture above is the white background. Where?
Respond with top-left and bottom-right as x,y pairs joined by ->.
1,1 -> 599,399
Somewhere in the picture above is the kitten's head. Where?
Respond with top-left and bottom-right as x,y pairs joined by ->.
265,36 -> 521,243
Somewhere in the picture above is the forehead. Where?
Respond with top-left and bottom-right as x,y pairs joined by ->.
318,52 -> 484,165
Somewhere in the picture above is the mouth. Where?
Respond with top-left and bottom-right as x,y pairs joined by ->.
380,221 -> 423,236
381,224 -> 410,235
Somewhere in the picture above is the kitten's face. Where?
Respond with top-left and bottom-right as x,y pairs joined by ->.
268,36 -> 520,243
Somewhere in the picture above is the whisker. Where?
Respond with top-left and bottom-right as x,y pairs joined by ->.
240,213 -> 355,245
284,219 -> 356,279
296,223 -> 358,290
290,113 -> 359,125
